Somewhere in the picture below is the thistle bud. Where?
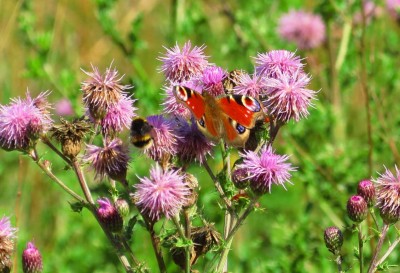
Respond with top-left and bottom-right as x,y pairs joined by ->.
347,195 -> 368,223
22,242 -> 43,273
231,168 -> 250,189
114,198 -> 130,217
96,198 -> 123,233
379,207 -> 400,225
357,180 -> 376,207
324,226 -> 343,255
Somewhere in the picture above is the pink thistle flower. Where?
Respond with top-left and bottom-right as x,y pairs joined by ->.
0,93 -> 53,150
134,164 -> 190,221
264,70 -> 317,122
278,10 -> 326,50
386,0 -> 400,19
83,138 -> 130,183
174,118 -> 214,164
96,198 -> 123,233
55,98 -> 74,116
22,242 -> 43,273
145,115 -> 179,162
374,166 -> 400,224
101,94 -> 137,136
236,146 -> 296,194
81,64 -> 132,121
233,72 -> 265,97
201,66 -> 227,96
254,50 -> 304,78
0,216 -> 17,272
159,41 -> 209,83
162,79 -> 203,118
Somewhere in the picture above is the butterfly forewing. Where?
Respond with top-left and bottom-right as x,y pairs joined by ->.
217,95 -> 264,128
173,86 -> 206,119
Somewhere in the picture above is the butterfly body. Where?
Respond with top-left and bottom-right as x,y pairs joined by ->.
173,86 -> 265,147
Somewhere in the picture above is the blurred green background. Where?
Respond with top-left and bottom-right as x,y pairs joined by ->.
1,0 -> 400,272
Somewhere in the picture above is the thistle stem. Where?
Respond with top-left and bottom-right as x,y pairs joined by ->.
357,223 -> 364,273
172,215 -> 191,273
367,223 -> 389,273
72,160 -> 94,204
335,254 -> 344,273
375,236 -> 400,267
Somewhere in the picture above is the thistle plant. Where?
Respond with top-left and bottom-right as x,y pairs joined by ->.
0,41 -> 318,273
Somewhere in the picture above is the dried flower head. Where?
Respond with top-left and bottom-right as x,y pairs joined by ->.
134,165 -> 189,221
324,226 -> 343,255
174,118 -> 213,164
159,41 -> 209,83
0,92 -> 52,151
278,10 -> 326,50
84,138 -> 130,184
81,64 -> 132,121
101,94 -> 137,137
374,166 -> 400,224
51,117 -> 92,159
254,50 -> 304,78
264,70 -> 317,122
231,167 -> 250,189
236,146 -> 296,194
22,242 -> 43,273
0,216 -> 17,272
357,179 -> 376,207
347,195 -> 368,223
233,72 -> 265,97
145,115 -> 179,162
201,66 -> 227,96
96,198 -> 123,233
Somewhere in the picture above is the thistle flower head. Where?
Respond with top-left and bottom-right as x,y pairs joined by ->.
84,138 -> 130,183
144,115 -> 179,162
55,98 -> 74,116
81,64 -> 132,120
347,195 -> 368,223
159,41 -> 209,83
134,165 -> 190,221
324,226 -> 343,255
236,146 -> 296,194
374,166 -> 400,224
264,70 -> 317,122
0,92 -> 53,151
357,179 -> 376,207
96,198 -> 123,233
22,242 -> 43,273
51,117 -> 92,159
201,66 -> 227,96
101,94 -> 137,137
233,72 -> 264,97
254,50 -> 304,78
174,118 -> 214,164
386,0 -> 400,19
0,216 -> 17,272
231,167 -> 250,189
278,10 -> 326,50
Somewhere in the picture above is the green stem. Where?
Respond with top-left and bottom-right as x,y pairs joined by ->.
30,151 -> 84,203
375,236 -> 400,267
357,223 -> 364,273
367,224 -> 389,273
72,160 -> 94,204
172,215 -> 191,273
335,21 -> 352,71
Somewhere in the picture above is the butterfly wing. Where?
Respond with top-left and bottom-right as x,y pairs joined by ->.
217,95 -> 264,128
173,86 -> 220,140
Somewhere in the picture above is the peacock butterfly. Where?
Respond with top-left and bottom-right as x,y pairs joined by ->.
172,86 -> 266,147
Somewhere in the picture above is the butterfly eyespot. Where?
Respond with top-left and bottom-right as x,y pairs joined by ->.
236,123 -> 246,134
198,117 -> 206,128
241,97 -> 261,112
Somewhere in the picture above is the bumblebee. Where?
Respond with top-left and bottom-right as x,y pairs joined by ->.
130,117 -> 154,149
